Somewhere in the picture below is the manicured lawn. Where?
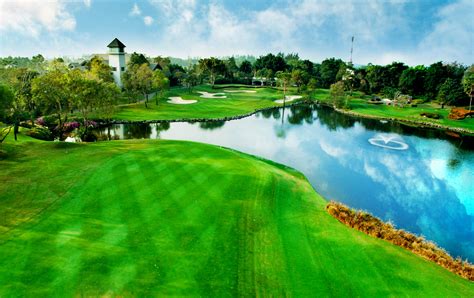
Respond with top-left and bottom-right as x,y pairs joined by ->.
108,84 -> 473,133
310,90 -> 474,132
111,85 -> 298,121
0,135 -> 472,296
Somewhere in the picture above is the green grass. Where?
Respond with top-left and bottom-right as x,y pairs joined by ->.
109,84 -> 473,132
311,90 -> 474,132
0,134 -> 472,296
110,85 -> 299,121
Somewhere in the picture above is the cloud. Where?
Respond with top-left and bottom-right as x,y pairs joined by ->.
130,3 -> 141,16
143,16 -> 154,26
83,0 -> 91,8
0,0 -> 77,37
417,0 -> 474,64
145,0 -> 471,65
148,0 -> 410,61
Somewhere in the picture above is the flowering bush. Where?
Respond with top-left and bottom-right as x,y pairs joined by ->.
63,121 -> 81,132
84,120 -> 97,128
35,117 -> 46,126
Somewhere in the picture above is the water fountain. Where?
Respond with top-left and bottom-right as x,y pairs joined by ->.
368,134 -> 409,150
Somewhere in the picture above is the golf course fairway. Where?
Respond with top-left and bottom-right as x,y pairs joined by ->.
0,136 -> 472,296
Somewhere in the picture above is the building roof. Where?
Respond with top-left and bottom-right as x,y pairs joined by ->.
107,38 -> 126,49
149,63 -> 163,71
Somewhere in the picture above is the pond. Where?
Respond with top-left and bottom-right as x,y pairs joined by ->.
95,104 -> 474,262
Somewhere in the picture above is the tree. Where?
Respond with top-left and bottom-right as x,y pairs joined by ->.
291,69 -> 305,93
320,58 -> 345,88
307,78 -> 318,92
424,62 -> 449,99
0,84 -> 14,143
337,65 -> 355,95
437,78 -> 467,107
122,64 -> 167,108
239,60 -> 252,77
462,65 -> 474,111
67,70 -> 100,127
152,70 -> 170,105
95,82 -> 120,122
330,81 -> 346,108
153,56 -> 171,69
129,52 -> 149,67
31,54 -> 45,64
198,57 -> 226,87
88,56 -> 114,83
32,69 -> 72,138
366,64 -> 385,93
224,57 -> 239,81
254,53 -> 288,73
265,69 -> 274,86
276,71 -> 291,101
399,66 -> 426,96
3,68 -> 39,140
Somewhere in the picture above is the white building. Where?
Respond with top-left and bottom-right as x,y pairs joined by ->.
107,38 -> 126,87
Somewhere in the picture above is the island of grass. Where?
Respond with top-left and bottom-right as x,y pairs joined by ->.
0,134 -> 472,296
108,85 -> 473,134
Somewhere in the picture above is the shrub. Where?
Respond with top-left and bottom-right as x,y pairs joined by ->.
35,117 -> 46,126
326,201 -> 473,281
26,126 -> 53,141
420,112 -> 441,119
63,121 -> 81,132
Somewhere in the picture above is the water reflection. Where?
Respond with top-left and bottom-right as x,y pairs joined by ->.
95,104 -> 474,261
199,121 -> 226,130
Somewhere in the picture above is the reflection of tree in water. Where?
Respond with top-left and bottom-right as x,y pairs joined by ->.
316,106 -> 355,131
260,109 -> 274,119
154,122 -> 170,139
271,109 -> 281,120
124,123 -> 152,139
259,108 -> 282,120
287,105 -> 315,125
199,121 -> 225,130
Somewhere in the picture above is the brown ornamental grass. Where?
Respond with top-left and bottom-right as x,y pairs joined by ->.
326,201 -> 473,281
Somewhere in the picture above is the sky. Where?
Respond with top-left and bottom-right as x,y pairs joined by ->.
0,0 -> 473,65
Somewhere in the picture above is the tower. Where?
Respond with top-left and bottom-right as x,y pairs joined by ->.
107,38 -> 126,87
349,36 -> 354,66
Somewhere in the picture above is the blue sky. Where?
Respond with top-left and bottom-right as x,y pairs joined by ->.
0,0 -> 472,65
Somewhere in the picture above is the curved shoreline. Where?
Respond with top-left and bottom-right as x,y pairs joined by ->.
100,100 -> 474,136
326,103 -> 474,136
97,100 -> 309,126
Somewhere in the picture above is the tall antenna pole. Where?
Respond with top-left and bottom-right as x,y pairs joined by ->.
350,36 -> 354,65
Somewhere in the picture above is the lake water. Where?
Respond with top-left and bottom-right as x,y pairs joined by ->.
96,104 -> 474,261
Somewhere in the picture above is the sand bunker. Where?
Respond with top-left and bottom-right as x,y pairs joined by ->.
167,97 -> 197,105
197,91 -> 227,99
224,89 -> 257,93
275,95 -> 303,104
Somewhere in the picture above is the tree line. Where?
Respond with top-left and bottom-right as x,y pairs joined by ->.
1,52 -> 473,142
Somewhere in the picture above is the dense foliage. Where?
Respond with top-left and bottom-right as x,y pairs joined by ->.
0,53 -> 471,142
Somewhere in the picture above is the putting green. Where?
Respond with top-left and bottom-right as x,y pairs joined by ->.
0,137 -> 472,296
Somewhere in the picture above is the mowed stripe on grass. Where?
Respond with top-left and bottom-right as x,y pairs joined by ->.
0,138 -> 472,296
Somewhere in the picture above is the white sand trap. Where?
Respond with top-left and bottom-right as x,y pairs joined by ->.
167,97 -> 197,105
275,95 -> 302,104
224,89 -> 257,93
197,91 -> 227,99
